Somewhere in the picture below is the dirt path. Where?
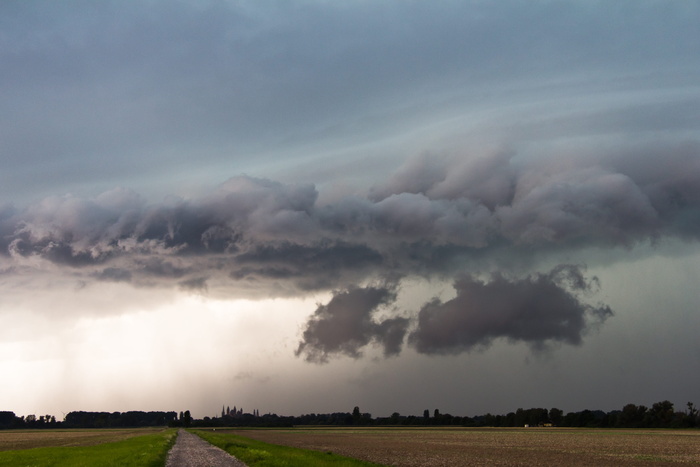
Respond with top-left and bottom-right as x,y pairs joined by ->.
166,429 -> 247,467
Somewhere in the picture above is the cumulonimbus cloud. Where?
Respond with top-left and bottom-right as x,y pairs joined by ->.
1,143 -> 698,357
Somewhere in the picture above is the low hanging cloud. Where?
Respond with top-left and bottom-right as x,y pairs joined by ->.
408,265 -> 613,355
296,265 -> 612,361
295,285 -> 409,363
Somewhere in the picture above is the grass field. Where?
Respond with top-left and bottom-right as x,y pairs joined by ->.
215,426 -> 700,466
0,428 -> 176,467
192,429 -> 384,467
0,428 -> 168,451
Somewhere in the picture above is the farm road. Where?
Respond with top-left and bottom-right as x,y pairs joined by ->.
166,430 -> 247,467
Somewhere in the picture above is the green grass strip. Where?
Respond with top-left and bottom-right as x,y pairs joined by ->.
0,429 -> 177,467
192,429 -> 387,467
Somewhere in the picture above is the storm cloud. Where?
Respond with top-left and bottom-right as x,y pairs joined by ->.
409,265 -> 613,355
2,145 -> 699,296
297,265 -> 611,361
296,285 -> 409,363
4,144 -> 699,359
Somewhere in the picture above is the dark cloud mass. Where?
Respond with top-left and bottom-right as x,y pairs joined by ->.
1,146 -> 700,295
408,265 -> 613,355
295,285 -> 408,363
297,265 -> 611,361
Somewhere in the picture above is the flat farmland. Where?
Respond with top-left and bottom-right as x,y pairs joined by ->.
0,428 -> 165,451
222,427 -> 700,466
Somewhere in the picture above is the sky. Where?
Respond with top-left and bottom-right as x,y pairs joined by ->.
1,0 -> 700,420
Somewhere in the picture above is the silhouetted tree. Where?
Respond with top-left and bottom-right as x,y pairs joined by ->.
549,408 -> 563,426
0,412 -> 18,429
685,402 -> 698,428
648,400 -> 674,428
351,406 -> 361,424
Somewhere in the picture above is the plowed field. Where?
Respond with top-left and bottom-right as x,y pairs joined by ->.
221,427 -> 700,466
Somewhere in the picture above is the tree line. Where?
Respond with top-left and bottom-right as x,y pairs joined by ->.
0,410 -> 178,429
191,400 -> 699,429
1,400 -> 697,430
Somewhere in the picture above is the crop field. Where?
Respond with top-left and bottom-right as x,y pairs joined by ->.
218,427 -> 700,466
0,428 -> 175,467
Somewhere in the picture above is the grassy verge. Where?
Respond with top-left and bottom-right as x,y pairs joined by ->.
191,429 -> 386,467
0,428 -> 177,467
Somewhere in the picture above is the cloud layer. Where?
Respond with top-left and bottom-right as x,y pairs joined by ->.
2,144 -> 699,359
3,143 -> 699,289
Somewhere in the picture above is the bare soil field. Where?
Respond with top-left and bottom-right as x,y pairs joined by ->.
0,427 -> 165,451
223,427 -> 700,466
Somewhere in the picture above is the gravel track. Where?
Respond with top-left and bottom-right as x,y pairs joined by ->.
166,429 -> 247,467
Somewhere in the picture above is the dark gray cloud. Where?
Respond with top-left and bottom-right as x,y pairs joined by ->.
408,265 -> 613,355
296,265 -> 612,361
295,285 -> 409,363
232,241 -> 383,292
1,144 -> 700,297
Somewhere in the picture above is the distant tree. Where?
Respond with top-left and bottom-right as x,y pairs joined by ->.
686,402 -> 698,428
183,410 -> 192,427
352,406 -> 361,424
649,400 -> 674,428
423,409 -> 430,420
0,412 -> 17,429
434,409 -> 440,418
618,403 -> 647,428
549,408 -> 563,426
527,408 -> 548,426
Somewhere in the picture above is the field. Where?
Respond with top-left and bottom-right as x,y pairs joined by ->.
0,428 -> 167,451
0,428 -> 176,467
193,429 -> 384,467
214,426 -> 700,466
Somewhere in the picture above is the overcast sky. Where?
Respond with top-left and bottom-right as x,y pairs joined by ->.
2,0 -> 700,420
